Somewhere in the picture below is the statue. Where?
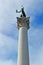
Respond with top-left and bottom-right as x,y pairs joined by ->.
16,6 -> 26,17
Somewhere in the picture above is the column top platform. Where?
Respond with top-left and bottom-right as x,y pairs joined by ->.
17,17 -> 30,29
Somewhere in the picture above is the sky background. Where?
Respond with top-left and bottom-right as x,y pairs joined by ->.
0,0 -> 43,65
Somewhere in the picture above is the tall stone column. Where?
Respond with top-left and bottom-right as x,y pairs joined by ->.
17,17 -> 30,65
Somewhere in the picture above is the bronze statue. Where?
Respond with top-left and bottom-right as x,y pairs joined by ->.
16,6 -> 26,17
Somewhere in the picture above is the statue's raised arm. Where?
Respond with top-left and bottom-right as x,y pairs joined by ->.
16,10 -> 21,13
16,6 -> 26,17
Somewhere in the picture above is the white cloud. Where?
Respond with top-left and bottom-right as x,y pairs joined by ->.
30,45 -> 43,65
29,27 -> 43,45
0,33 -> 18,60
29,28 -> 43,65
0,60 -> 17,65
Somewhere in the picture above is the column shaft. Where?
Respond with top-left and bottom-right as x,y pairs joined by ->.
17,27 -> 29,65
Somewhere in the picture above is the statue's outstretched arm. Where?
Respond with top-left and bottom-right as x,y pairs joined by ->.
16,10 -> 21,13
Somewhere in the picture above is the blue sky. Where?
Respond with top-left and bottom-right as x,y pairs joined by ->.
0,0 -> 43,65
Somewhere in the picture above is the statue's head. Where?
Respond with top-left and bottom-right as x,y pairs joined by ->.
21,5 -> 24,9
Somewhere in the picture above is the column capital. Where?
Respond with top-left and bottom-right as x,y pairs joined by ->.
17,17 -> 30,29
